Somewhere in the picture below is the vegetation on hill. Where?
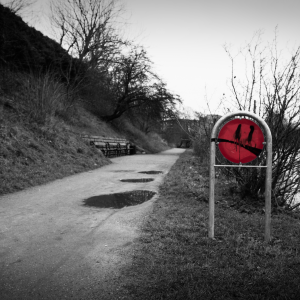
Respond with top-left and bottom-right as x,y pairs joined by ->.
0,1 -> 174,196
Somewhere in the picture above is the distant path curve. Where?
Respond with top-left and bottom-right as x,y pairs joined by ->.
0,148 -> 185,299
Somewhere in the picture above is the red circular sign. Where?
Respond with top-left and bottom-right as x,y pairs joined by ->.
217,118 -> 264,163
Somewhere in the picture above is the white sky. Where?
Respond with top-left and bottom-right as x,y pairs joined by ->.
3,0 -> 300,114
121,0 -> 300,114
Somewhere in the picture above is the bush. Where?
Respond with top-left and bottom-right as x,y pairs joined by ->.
193,133 -> 210,162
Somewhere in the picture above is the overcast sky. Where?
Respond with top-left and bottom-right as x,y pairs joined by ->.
4,0 -> 300,114
121,0 -> 300,114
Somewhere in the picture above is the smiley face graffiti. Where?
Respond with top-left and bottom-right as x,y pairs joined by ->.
217,118 -> 265,163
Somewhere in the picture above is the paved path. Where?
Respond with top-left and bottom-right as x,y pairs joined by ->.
0,148 -> 185,299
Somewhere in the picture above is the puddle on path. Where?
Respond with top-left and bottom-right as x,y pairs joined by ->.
138,171 -> 163,175
112,170 -> 135,172
83,190 -> 156,209
120,178 -> 154,183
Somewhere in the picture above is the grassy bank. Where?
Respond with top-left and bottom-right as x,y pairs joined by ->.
0,95 -> 168,196
0,105 -> 110,196
117,150 -> 300,299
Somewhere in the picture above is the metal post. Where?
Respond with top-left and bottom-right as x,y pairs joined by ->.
208,111 -> 272,242
265,133 -> 272,242
208,136 -> 216,238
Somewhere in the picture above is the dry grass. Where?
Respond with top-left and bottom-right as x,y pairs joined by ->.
1,69 -> 76,124
0,65 -> 172,196
0,109 -> 111,195
0,72 -> 169,196
116,150 -> 300,300
0,69 -> 119,196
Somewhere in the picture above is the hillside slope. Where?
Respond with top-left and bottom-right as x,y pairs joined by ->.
0,4 -> 169,196
0,93 -> 169,196
0,4 -> 77,74
0,99 -> 111,195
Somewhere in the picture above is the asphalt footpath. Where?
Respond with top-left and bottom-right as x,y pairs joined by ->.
0,148 -> 185,300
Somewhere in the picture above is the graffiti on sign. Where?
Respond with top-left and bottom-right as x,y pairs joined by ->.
217,118 -> 264,164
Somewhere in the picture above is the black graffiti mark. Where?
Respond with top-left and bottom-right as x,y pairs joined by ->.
212,138 -> 262,156
234,124 -> 242,141
247,125 -> 255,143
233,123 -> 256,150
233,124 -> 242,152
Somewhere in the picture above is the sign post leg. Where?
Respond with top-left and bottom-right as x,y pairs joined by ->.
265,140 -> 272,242
209,139 -> 216,238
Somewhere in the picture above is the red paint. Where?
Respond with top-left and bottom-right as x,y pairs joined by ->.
218,118 -> 264,163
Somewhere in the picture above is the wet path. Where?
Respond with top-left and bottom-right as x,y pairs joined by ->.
0,148 -> 185,299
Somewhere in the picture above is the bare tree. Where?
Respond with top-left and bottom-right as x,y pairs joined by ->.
127,96 -> 174,134
224,31 -> 300,208
223,31 -> 266,112
100,46 -> 180,122
50,0 -> 125,70
50,0 -> 179,126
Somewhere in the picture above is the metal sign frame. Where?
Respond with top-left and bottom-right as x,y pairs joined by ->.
209,111 -> 272,242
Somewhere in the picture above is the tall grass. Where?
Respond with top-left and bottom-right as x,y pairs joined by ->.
21,71 -> 75,124
0,68 -> 77,124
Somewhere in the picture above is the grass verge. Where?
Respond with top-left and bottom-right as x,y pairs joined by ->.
116,150 -> 300,300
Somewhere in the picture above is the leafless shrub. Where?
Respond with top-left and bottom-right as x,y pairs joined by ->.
224,31 -> 300,208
